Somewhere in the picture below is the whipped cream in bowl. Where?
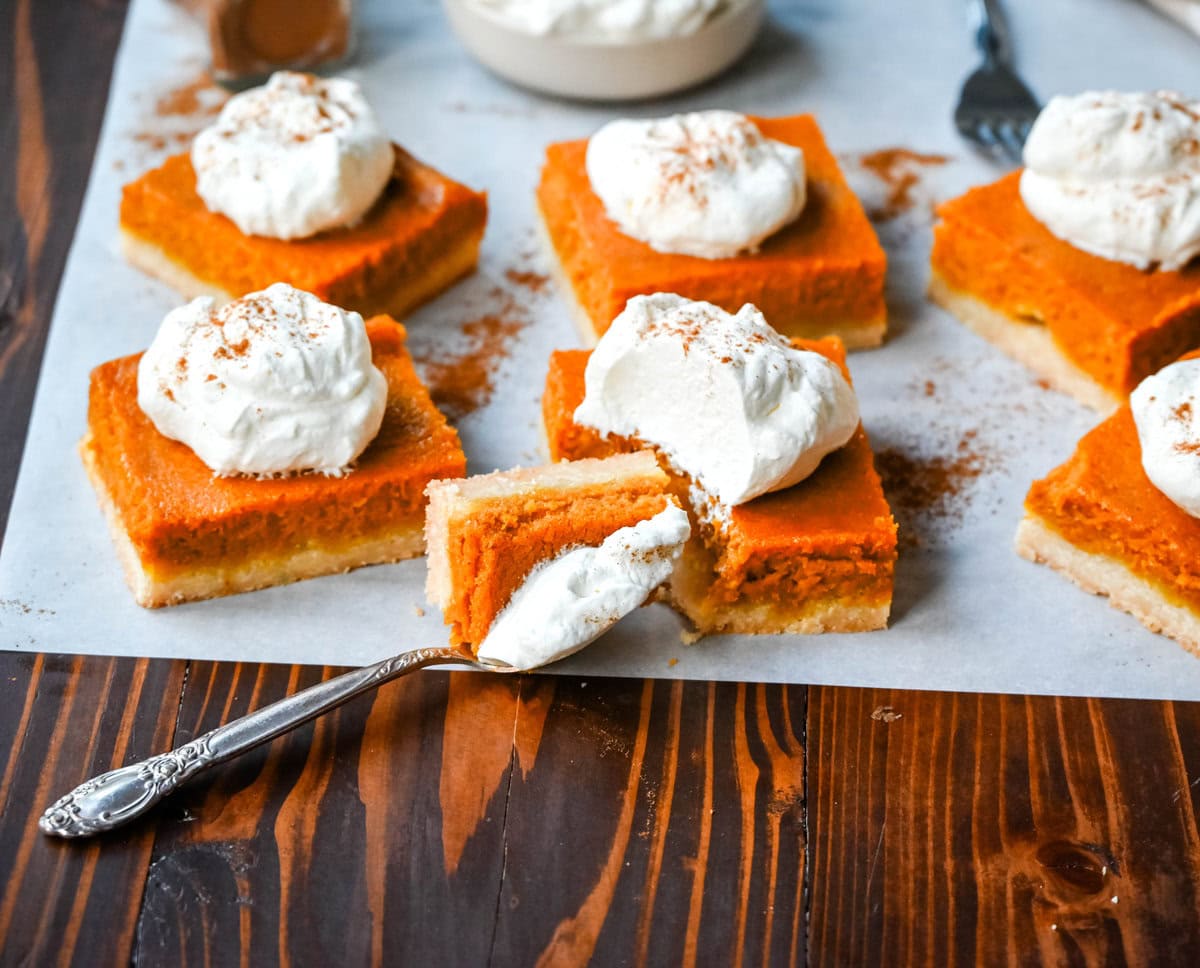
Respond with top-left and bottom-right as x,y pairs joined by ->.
137,283 -> 388,478
1020,90 -> 1200,271
441,0 -> 763,101
574,293 -> 860,506
476,503 -> 691,671
586,110 -> 806,259
468,0 -> 726,41
1131,358 -> 1200,517
192,71 -> 394,240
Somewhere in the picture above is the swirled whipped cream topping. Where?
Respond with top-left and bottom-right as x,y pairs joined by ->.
1131,359 -> 1200,517
192,71 -> 394,240
1020,90 -> 1200,270
585,111 -> 806,259
476,503 -> 690,671
137,283 -> 387,477
471,0 -> 724,40
574,293 -> 860,506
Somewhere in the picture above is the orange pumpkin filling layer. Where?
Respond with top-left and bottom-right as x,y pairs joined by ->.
84,316 -> 465,584
537,115 -> 887,345
120,146 -> 487,318
932,172 -> 1200,397
1025,404 -> 1200,614
425,454 -> 674,647
542,338 -> 897,631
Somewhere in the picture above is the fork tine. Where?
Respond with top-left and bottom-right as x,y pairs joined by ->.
973,121 -> 1000,151
996,121 -> 1025,163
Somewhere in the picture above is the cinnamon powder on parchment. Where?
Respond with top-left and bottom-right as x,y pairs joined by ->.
155,73 -> 226,118
412,250 -> 554,420
417,307 -> 526,421
503,268 -> 549,295
126,72 -> 228,162
853,148 -> 949,221
130,132 -> 186,153
414,262 -> 551,421
875,430 -> 992,550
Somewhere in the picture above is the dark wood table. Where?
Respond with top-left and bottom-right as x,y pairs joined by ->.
4,3 -> 1200,964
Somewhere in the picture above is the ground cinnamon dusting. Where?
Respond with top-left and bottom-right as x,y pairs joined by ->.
875,430 -> 990,549
412,278 -> 530,420
856,148 -> 949,221
132,131 -> 192,152
126,72 -> 228,164
155,74 -> 226,118
418,313 -> 525,420
413,239 -> 553,420
1167,401 -> 1199,454
504,269 -> 549,295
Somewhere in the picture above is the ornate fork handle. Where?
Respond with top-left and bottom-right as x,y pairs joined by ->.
40,645 -> 493,838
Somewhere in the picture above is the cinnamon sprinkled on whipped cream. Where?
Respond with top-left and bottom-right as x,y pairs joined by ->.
585,111 -> 807,259
137,283 -> 387,477
1020,90 -> 1200,271
192,71 -> 393,240
574,293 -> 859,506
1132,359 -> 1200,516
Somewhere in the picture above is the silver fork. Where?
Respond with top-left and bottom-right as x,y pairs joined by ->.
39,645 -> 519,838
954,0 -> 1041,163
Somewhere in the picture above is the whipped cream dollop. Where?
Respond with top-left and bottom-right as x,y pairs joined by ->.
137,283 -> 387,477
574,294 -> 859,506
1131,359 -> 1200,517
192,71 -> 394,240
476,504 -> 691,671
585,111 -> 806,259
1020,90 -> 1200,271
472,0 -> 724,39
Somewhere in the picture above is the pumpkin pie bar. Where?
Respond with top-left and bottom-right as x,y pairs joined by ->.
121,145 -> 487,320
543,338 -> 898,634
931,172 -> 1200,413
83,315 -> 465,607
537,114 -> 887,347
425,452 -> 680,649
1017,349 -> 1200,654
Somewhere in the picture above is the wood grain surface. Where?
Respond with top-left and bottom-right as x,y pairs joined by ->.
3,2 -> 1200,966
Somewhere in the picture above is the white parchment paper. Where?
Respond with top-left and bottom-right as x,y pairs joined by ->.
3,0 -> 1200,698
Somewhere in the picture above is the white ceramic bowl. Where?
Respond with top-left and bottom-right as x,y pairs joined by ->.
441,0 -> 765,102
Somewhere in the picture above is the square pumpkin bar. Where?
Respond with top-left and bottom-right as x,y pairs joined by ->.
120,146 -> 487,320
542,338 -> 897,634
1018,350 -> 1200,654
537,115 -> 887,347
82,315 -> 465,607
930,172 -> 1200,413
